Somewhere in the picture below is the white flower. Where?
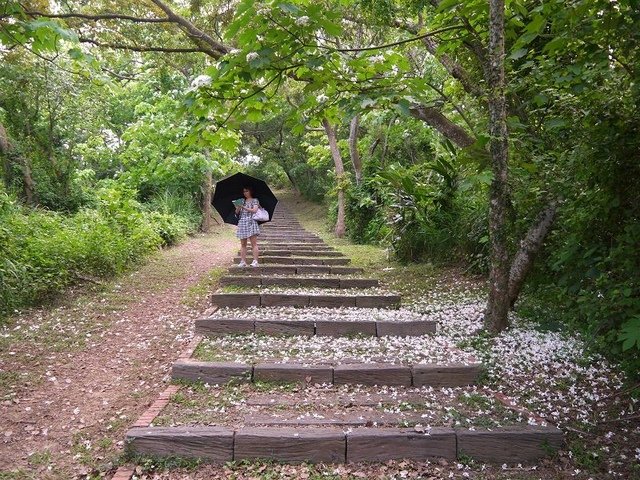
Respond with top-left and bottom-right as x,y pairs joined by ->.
316,93 -> 328,103
370,54 -> 385,63
190,75 -> 211,88
246,52 -> 259,62
295,15 -> 310,26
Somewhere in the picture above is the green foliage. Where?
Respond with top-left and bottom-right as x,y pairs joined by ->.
0,186 -> 193,319
619,316 -> 640,353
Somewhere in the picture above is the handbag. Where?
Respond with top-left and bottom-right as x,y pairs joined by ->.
252,207 -> 269,222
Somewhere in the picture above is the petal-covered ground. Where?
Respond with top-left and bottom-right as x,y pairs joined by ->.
194,334 -> 475,365
154,382 -> 533,430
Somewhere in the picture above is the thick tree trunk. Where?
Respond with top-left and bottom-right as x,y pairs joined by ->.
200,168 -> 213,232
409,106 -> 476,148
484,0 -> 511,334
284,169 -> 300,194
322,118 -> 346,238
349,115 -> 363,185
508,200 -> 559,308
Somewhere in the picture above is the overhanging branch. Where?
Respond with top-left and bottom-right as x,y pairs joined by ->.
23,11 -> 171,23
78,36 -> 212,54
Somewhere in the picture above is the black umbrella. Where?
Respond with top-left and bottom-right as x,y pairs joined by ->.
212,172 -> 278,225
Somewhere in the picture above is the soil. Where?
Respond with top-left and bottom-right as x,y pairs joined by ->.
0,226 -> 237,479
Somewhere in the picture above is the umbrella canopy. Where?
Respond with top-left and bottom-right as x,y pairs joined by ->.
213,172 -> 278,225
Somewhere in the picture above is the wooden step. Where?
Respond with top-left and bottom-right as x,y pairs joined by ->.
220,276 -> 378,289
195,317 -> 436,337
247,245 -> 335,251
209,293 -> 401,308
171,360 -> 482,388
227,265 -> 364,275
233,256 -> 350,265
126,425 -> 562,464
238,250 -> 344,257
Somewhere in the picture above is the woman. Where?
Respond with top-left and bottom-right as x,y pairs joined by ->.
235,186 -> 261,267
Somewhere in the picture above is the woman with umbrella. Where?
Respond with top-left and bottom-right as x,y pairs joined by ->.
213,172 -> 277,267
235,186 -> 261,267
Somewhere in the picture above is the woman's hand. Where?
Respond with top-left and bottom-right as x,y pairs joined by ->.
242,204 -> 259,213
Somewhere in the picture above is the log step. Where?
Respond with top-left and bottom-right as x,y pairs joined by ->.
195,317 -> 436,337
219,276 -> 378,289
247,246 -> 336,251
227,266 -> 364,275
171,360 -> 481,388
233,256 -> 350,265
209,293 -> 402,308
261,238 -> 324,243
125,425 -> 562,464
238,250 -> 345,257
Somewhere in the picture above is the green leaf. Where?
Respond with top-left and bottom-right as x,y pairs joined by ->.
394,99 -> 411,116
533,93 -> 548,106
545,117 -> 567,129
361,97 -> 376,109
318,18 -> 342,37
509,48 -> 528,60
619,316 -> 640,351
278,2 -> 300,14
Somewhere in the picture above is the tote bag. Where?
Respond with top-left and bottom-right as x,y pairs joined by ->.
252,207 -> 269,222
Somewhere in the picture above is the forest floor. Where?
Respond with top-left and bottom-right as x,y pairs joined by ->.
1,193 -> 638,480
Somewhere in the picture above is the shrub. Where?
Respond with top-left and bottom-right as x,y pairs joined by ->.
0,186 -> 193,319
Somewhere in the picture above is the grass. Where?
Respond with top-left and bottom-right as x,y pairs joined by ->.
183,266 -> 228,306
0,471 -> 37,480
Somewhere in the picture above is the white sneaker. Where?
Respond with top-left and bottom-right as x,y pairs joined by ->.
238,261 -> 247,267
250,260 -> 259,267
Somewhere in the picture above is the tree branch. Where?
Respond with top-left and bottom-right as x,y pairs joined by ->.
508,199 -> 560,308
409,105 -> 476,148
23,10 -> 171,23
391,19 -> 483,99
319,24 -> 464,53
148,0 -> 228,57
78,36 -> 212,54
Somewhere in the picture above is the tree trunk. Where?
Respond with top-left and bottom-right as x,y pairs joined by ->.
15,153 -> 37,206
200,167 -> 213,232
507,200 -> 559,308
484,0 -> 511,334
409,106 -> 476,149
0,122 -> 12,188
322,117 -> 346,238
284,169 -> 300,194
349,115 -> 363,185
381,116 -> 395,168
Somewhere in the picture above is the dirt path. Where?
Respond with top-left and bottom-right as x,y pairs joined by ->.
0,226 -> 237,479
